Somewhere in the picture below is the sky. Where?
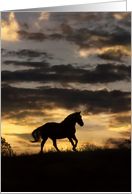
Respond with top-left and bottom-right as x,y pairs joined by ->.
1,12 -> 131,154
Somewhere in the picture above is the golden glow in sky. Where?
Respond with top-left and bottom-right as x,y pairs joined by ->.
1,12 -> 131,154
1,12 -> 20,41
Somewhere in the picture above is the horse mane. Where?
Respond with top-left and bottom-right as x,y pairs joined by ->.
61,112 -> 78,123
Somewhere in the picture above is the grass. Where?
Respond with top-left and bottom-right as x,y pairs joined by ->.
1,144 -> 131,192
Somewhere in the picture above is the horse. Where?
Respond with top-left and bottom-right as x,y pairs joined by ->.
30,111 -> 84,152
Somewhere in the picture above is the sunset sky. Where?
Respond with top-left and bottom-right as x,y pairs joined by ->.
1,12 -> 131,154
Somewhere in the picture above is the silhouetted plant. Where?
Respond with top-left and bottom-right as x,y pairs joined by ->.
79,142 -> 101,152
1,137 -> 14,156
118,137 -> 131,149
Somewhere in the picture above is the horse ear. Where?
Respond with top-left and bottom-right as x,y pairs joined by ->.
78,111 -> 81,114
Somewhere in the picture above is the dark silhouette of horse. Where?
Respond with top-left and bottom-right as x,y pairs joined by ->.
30,111 -> 84,152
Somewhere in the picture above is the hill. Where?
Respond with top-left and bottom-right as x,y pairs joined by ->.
1,148 -> 131,192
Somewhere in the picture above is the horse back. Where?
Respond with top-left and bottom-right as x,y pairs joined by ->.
40,122 -> 75,139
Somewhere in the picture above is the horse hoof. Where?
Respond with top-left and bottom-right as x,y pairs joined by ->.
73,148 -> 77,152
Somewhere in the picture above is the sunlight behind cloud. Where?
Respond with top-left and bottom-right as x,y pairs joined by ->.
1,12 -> 20,41
113,12 -> 131,20
1,121 -> 32,134
74,48 -> 99,58
1,12 -> 131,155
108,124 -> 131,134
75,45 -> 131,58
39,12 -> 50,20
113,13 -> 123,20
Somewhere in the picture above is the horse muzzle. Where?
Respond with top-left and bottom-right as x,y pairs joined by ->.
80,122 -> 84,126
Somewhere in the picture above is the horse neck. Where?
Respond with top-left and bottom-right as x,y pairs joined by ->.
61,117 -> 76,127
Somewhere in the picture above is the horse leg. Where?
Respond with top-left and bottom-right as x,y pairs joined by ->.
52,139 -> 60,152
41,137 -> 48,153
72,134 -> 78,148
68,137 -> 76,151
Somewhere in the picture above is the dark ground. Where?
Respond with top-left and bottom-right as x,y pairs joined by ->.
1,148 -> 131,192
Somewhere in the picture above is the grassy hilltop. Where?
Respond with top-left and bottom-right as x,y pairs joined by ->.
1,145 -> 131,192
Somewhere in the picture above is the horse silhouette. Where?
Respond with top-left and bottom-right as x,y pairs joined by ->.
30,111 -> 84,152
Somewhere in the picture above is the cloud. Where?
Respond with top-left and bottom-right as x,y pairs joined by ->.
49,33 -> 64,40
39,12 -> 50,20
60,23 -> 74,35
17,30 -> 64,41
5,133 -> 31,140
74,27 -> 131,50
75,48 -> 99,58
2,49 -> 53,60
98,49 -> 129,62
114,12 -> 131,27
16,22 -> 131,48
13,12 -> 130,60
2,12 -> 130,48
2,62 -> 36,70
3,135 -> 40,147
1,12 -> 20,41
2,63 -> 131,84
108,113 -> 131,137
2,109 -> 56,126
19,22 -> 29,30
17,30 -> 48,41
1,48 -> 6,54
119,130 -> 131,137
71,12 -> 103,21
1,85 -> 131,123
115,115 -> 131,125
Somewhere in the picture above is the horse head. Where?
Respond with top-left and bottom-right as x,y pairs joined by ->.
76,111 -> 84,126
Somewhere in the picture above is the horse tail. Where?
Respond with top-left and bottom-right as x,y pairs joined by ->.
30,128 -> 40,143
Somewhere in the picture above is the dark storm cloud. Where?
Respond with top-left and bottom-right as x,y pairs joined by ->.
108,26 -> 131,46
77,25 -> 129,50
61,22 -> 130,51
66,28 -> 91,48
17,30 -> 66,41
4,110 -> 45,120
2,49 -> 53,60
19,22 -> 29,30
49,33 -> 64,40
71,12 -> 103,21
17,26 -> 130,57
98,49 -> 128,61
16,27 -> 90,46
2,12 -> 131,50
2,63 -> 131,84
14,12 -> 41,24
17,30 -> 48,41
13,12 -> 130,32
1,84 -> 131,121
2,109 -> 55,126
91,12 -> 131,28
71,26 -> 131,49
1,48 -> 5,54
60,23 -> 74,35
116,12 -> 131,27
3,61 -> 49,69
49,12 -> 73,21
